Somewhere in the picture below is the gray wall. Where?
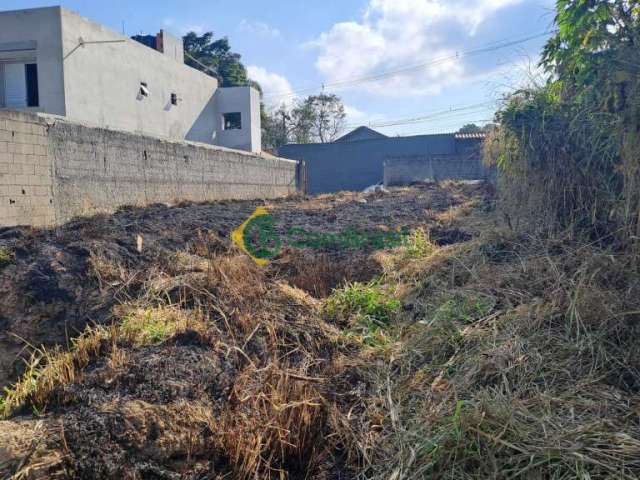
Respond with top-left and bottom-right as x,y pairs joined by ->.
213,86 -> 261,153
279,134 -> 462,194
0,110 -> 298,227
59,8 -> 220,145
384,155 -> 495,186
0,6 -> 66,116
157,30 -> 184,63
0,111 -> 55,226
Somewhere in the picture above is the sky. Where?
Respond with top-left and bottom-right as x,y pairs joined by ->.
4,0 -> 556,136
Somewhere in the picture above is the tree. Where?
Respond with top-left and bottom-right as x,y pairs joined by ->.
457,123 -> 483,134
183,32 -> 253,87
457,123 -> 497,134
541,0 -> 639,86
261,104 -> 290,152
262,94 -> 347,149
302,94 -> 347,143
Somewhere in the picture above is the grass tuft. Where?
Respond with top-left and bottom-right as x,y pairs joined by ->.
326,281 -> 400,347
401,227 -> 435,258
0,246 -> 14,269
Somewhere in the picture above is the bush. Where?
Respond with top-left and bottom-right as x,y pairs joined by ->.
325,281 -> 400,347
486,2 -> 640,246
401,227 -> 435,258
0,247 -> 13,269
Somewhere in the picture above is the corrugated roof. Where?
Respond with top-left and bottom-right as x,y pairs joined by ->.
454,132 -> 487,140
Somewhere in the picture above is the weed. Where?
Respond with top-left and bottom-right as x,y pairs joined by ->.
432,293 -> 493,325
325,281 -> 400,326
120,308 -> 183,345
326,281 -> 401,348
0,246 -> 13,269
401,227 -> 435,258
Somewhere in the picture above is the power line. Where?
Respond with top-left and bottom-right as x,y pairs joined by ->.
342,101 -> 496,130
264,30 -> 554,99
390,118 -> 495,136
348,101 -> 496,129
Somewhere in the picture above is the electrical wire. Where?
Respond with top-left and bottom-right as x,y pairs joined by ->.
263,30 -> 555,99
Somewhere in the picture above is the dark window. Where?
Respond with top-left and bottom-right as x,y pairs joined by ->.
25,64 -> 38,107
223,112 -> 242,130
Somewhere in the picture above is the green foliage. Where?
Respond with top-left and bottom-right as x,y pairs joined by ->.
488,1 -> 640,241
401,228 -> 435,258
262,93 -> 347,148
183,31 -> 255,88
261,104 -> 290,151
0,247 -> 14,269
120,309 -> 180,345
326,282 -> 401,347
432,293 -> 493,325
542,0 -> 639,87
457,123 -> 482,134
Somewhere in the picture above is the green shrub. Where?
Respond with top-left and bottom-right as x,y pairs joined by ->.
0,247 -> 14,269
432,293 -> 493,325
326,282 -> 401,347
402,227 -> 435,258
326,281 -> 400,324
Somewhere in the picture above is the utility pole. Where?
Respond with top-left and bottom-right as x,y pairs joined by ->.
280,109 -> 288,146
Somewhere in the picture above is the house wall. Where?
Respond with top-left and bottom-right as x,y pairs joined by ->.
0,7 -> 66,116
0,111 -> 298,228
214,87 -> 262,153
59,8 -> 219,145
157,30 -> 184,63
278,134 -> 461,194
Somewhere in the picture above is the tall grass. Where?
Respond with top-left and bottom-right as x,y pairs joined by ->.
486,40 -> 640,250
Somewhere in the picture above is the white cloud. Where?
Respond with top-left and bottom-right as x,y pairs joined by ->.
183,25 -> 204,35
310,0 -> 525,97
344,104 -> 367,123
239,19 -> 281,38
247,65 -> 296,107
160,18 -> 204,36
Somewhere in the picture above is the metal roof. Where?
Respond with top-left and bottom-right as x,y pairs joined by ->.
454,132 -> 487,140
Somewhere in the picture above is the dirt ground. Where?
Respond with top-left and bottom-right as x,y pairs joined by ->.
0,182 -> 490,387
0,181 -> 492,479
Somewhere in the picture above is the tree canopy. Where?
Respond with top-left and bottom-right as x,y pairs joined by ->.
183,31 -> 255,88
262,94 -> 347,150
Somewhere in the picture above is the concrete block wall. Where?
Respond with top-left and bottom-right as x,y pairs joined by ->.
0,110 -> 298,228
0,111 -> 55,226
384,155 -> 496,187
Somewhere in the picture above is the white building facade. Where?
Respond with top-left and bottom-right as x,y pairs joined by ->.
0,6 -> 261,152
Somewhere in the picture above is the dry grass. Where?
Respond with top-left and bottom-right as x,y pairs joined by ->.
1,306 -> 208,418
331,227 -> 640,479
1,326 -> 108,417
4,181 -> 637,478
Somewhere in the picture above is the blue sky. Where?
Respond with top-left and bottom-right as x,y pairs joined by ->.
5,0 -> 556,135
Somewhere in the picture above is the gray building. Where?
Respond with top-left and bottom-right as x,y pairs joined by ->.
0,6 -> 261,152
278,127 -> 491,194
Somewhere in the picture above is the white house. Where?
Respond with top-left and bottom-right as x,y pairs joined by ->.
0,6 -> 261,152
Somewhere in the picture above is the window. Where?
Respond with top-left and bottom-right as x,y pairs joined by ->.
223,112 -> 242,130
25,64 -> 38,107
0,63 -> 39,108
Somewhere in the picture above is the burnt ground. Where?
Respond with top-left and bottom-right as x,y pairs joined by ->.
0,182 -> 491,388
0,181 -> 493,480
